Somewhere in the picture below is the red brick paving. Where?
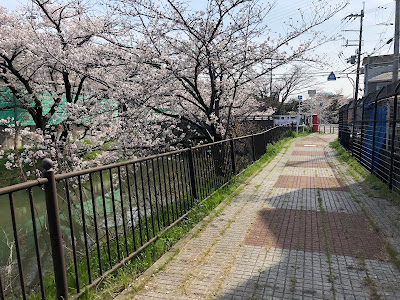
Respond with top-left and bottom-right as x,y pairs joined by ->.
274,175 -> 347,191
244,208 -> 385,259
286,161 -> 335,168
292,150 -> 326,157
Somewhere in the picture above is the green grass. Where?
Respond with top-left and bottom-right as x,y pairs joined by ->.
330,139 -> 400,207
329,140 -> 369,178
0,149 -> 39,187
0,156 -> 21,187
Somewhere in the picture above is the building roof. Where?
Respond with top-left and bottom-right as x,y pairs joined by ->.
368,71 -> 400,83
362,54 -> 394,66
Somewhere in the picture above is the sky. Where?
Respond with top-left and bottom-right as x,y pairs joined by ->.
256,0 -> 396,100
0,0 -> 397,100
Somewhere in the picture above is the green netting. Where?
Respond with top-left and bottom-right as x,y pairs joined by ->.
0,89 -> 33,125
0,88 -> 69,126
0,88 -> 121,126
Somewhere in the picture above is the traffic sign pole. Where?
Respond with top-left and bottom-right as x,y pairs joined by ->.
297,95 -> 302,134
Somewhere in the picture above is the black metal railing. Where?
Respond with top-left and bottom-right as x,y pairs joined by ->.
319,124 -> 338,134
0,125 -> 291,299
339,80 -> 400,192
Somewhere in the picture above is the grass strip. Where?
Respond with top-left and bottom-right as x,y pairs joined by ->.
330,139 -> 400,207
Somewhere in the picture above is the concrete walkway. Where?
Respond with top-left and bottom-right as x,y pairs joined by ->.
117,133 -> 400,300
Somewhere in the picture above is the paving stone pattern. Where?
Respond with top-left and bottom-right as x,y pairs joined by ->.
273,175 -> 347,191
285,161 -> 335,169
244,209 -> 384,260
291,150 -> 326,157
118,134 -> 400,300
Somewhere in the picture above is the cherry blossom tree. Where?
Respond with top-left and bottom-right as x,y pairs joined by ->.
257,65 -> 318,115
0,1 -> 161,177
108,0 -> 347,143
309,91 -> 349,124
0,0 -> 348,180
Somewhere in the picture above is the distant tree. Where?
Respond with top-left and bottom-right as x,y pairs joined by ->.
273,66 -> 314,115
279,99 -> 299,115
256,65 -> 317,115
305,91 -> 349,123
325,93 -> 348,123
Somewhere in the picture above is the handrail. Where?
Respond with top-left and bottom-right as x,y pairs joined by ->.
0,178 -> 48,196
0,126 -> 287,190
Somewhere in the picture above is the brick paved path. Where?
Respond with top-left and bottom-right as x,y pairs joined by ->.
117,134 -> 400,300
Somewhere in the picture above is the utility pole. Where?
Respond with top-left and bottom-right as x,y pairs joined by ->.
344,4 -> 364,101
354,8 -> 364,101
393,0 -> 400,82
344,5 -> 364,156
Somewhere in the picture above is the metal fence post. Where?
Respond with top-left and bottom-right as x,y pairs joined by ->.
359,99 -> 365,163
0,273 -> 4,300
251,133 -> 256,162
371,96 -> 379,172
229,138 -> 237,175
187,146 -> 198,200
42,158 -> 68,300
389,84 -> 400,189
263,131 -> 267,149
351,99 -> 357,156
347,105 -> 351,149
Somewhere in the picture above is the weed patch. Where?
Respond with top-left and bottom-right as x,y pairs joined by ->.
330,139 -> 400,207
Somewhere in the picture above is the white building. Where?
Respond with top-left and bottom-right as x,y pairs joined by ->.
272,115 -> 298,126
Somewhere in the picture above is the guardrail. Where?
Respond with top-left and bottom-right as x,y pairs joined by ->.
0,125 -> 291,299
317,124 -> 338,134
295,123 -> 338,134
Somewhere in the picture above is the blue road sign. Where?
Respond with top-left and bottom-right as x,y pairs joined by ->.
327,72 -> 336,81
298,95 -> 303,100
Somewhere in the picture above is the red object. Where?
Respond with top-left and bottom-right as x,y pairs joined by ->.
312,114 -> 319,132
